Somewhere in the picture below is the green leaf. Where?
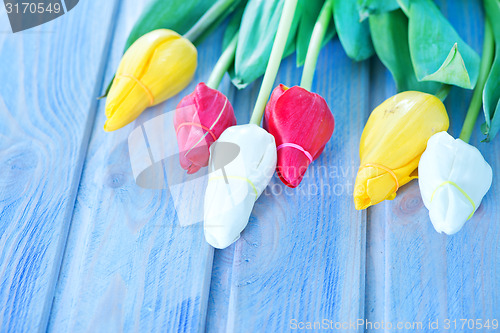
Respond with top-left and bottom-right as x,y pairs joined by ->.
222,4 -> 246,48
357,0 -> 399,21
484,0 -> 500,43
125,0 -> 219,51
230,0 -> 302,89
332,0 -> 374,61
421,43 -> 472,87
369,9 -> 440,94
296,0 -> 336,67
483,45 -> 500,141
481,122 -> 488,135
396,0 -> 410,15
489,99 -> 500,140
221,3 -> 247,80
405,0 -> 480,89
482,0 -> 500,141
193,0 -> 248,46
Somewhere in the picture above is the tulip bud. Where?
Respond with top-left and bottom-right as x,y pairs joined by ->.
174,83 -> 237,174
354,91 -> 449,210
418,132 -> 492,234
105,29 -> 197,132
264,84 -> 334,188
204,124 -> 277,249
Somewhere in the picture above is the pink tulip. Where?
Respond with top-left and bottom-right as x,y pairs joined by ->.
174,82 -> 237,174
264,84 -> 334,187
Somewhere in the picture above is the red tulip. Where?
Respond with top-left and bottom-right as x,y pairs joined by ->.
264,84 -> 334,188
174,82 -> 237,174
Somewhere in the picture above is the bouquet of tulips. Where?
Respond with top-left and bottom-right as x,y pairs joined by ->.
102,0 -> 498,247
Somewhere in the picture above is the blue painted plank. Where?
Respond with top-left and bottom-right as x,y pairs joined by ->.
0,2 -> 118,331
366,0 -> 500,331
48,1 -> 224,331
207,40 -> 369,332
364,58 -> 394,330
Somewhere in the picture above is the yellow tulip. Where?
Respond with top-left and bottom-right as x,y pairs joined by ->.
104,29 -> 197,132
354,91 -> 449,210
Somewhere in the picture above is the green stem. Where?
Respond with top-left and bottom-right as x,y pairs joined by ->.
435,84 -> 452,102
206,32 -> 239,90
183,0 -> 236,43
459,19 -> 494,143
249,0 -> 299,125
300,0 -> 332,91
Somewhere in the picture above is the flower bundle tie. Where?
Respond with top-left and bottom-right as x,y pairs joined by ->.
360,163 -> 400,193
430,181 -> 476,221
209,176 -> 259,198
276,143 -> 313,163
176,122 -> 218,142
116,74 -> 155,106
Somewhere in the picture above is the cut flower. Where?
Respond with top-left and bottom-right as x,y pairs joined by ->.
105,29 -> 197,131
354,91 -> 449,210
204,124 -> 277,249
264,84 -> 334,188
418,131 -> 493,234
174,82 -> 237,174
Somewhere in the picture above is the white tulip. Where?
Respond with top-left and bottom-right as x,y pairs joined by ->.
204,124 -> 277,249
418,131 -> 493,235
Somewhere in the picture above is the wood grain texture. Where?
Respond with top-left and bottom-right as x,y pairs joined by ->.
365,0 -> 500,331
207,40 -> 369,332
0,2 -> 118,331
47,1 -> 223,331
364,59 -> 394,330
1,0 -> 498,331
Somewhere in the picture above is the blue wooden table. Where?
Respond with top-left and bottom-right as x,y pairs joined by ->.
0,0 -> 498,332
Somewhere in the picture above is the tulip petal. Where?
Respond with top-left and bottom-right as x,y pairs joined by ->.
174,83 -> 237,173
264,85 -> 334,188
104,29 -> 197,131
419,131 -> 493,234
204,124 -> 277,249
354,91 -> 449,210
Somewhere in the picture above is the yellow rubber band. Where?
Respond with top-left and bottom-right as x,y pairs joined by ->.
209,176 -> 258,198
118,74 -> 155,106
431,181 -> 475,220
360,163 -> 400,192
